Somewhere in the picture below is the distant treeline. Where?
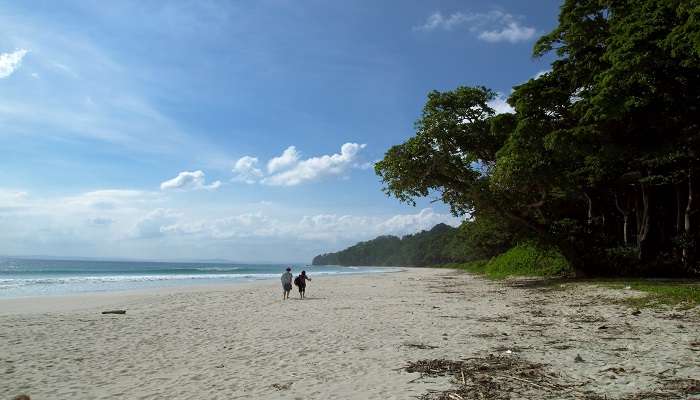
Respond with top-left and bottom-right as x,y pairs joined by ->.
312,223 -> 469,266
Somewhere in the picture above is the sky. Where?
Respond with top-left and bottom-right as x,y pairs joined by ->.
0,0 -> 560,262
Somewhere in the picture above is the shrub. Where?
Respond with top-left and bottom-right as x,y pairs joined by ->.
483,243 -> 570,279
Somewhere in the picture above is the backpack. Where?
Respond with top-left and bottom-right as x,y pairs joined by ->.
294,275 -> 301,286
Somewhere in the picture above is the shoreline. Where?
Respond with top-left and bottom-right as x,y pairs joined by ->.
0,268 -> 405,315
2,268 -> 698,399
0,266 -> 404,313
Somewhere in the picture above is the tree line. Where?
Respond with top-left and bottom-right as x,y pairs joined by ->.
312,223 -> 470,266
374,0 -> 700,276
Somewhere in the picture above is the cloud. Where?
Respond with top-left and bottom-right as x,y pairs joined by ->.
294,207 -> 460,241
88,217 -> 114,226
131,208 -> 181,238
478,22 -> 536,44
262,143 -> 366,186
0,49 -> 29,78
267,146 -> 300,174
157,207 -> 460,243
0,186 -> 462,261
232,156 -> 264,184
533,70 -> 550,79
160,170 -> 221,191
162,212 -> 280,239
377,208 -> 460,235
414,10 -> 535,43
488,93 -> 514,114
63,190 -> 157,210
414,12 -> 475,31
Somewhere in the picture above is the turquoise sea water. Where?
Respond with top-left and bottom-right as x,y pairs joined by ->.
0,258 -> 396,298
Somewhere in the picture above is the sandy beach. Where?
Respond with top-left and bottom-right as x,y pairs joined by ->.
1,268 -> 698,399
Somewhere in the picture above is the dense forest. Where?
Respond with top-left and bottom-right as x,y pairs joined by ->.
374,0 -> 700,277
312,223 -> 468,266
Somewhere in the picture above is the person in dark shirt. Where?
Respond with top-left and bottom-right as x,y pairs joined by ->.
294,270 -> 312,299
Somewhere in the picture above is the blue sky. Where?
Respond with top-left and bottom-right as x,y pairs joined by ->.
0,0 -> 559,262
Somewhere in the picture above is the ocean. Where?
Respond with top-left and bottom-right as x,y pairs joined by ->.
0,258 -> 396,298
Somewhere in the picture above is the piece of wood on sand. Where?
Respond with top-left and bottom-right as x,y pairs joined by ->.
101,310 -> 126,315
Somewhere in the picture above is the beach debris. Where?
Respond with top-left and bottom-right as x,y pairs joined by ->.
403,342 -> 439,350
574,354 -> 585,363
404,355 -> 698,399
404,355 -> 571,400
101,310 -> 126,315
631,309 -> 641,316
271,382 -> 293,391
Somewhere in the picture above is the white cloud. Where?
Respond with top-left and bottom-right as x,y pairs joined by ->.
232,156 -> 264,184
293,208 -> 461,241
160,170 -> 221,191
478,22 -> 536,43
63,190 -> 157,210
262,143 -> 366,186
0,185 -> 462,261
88,217 -> 114,226
267,146 -> 300,174
414,12 -> 475,31
0,49 -> 28,78
488,93 -> 514,114
533,70 -> 550,79
414,10 -> 535,44
377,208 -> 460,235
131,208 -> 181,239
156,207 -> 459,244
163,212 -> 280,239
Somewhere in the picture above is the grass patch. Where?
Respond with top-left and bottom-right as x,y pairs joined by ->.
439,259 -> 488,274
440,244 -> 570,280
601,280 -> 700,309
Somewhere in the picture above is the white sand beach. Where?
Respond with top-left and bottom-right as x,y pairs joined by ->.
1,268 -> 698,399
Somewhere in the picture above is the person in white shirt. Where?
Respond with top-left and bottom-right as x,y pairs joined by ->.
281,267 -> 293,300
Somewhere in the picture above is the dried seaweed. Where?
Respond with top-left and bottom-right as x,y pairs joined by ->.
404,355 -> 699,400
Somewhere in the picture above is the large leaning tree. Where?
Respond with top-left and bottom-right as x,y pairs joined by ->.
376,0 -> 700,276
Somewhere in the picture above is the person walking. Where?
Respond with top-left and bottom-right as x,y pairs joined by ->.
294,270 -> 312,299
281,267 -> 293,300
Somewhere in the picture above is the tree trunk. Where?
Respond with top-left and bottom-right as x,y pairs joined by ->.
676,183 -> 683,235
584,192 -> 593,227
614,192 -> 629,246
637,183 -> 651,260
683,167 -> 693,266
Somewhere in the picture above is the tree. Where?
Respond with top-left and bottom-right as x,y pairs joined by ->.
376,0 -> 700,276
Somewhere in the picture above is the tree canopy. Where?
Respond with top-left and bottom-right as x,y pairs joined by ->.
376,0 -> 700,276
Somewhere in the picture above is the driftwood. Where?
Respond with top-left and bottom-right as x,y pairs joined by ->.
101,310 -> 126,315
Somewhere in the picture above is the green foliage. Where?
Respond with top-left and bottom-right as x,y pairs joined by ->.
439,260 -> 488,274
483,244 -> 570,279
375,0 -> 700,277
601,280 -> 700,309
312,223 -> 467,266
442,244 -> 570,279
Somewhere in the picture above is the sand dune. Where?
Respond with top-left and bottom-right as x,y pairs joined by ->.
1,269 -> 698,399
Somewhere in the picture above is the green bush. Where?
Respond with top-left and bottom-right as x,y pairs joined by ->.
440,243 -> 570,279
440,259 -> 489,274
483,243 -> 569,279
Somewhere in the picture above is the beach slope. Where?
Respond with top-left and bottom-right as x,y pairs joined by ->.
1,269 -> 698,399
